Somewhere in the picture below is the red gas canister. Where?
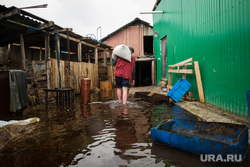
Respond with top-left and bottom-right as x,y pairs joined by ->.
81,78 -> 91,104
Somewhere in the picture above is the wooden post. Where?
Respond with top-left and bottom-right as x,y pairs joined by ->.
109,50 -> 113,65
78,42 -> 82,62
95,48 -> 98,65
32,60 -> 37,83
20,34 -> 26,70
39,46 -> 42,61
56,35 -> 60,59
167,67 -> 173,91
194,61 -> 205,103
45,34 -> 51,89
94,48 -> 99,87
56,35 -> 61,88
182,66 -> 187,79
109,50 -> 114,83
103,48 -> 107,66
88,52 -> 90,63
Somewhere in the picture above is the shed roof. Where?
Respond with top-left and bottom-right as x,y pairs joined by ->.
101,17 -> 153,42
0,5 -> 111,51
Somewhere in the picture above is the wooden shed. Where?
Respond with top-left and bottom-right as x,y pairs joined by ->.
0,5 -> 113,104
101,18 -> 156,86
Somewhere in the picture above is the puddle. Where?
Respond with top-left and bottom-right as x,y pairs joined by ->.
0,92 -> 249,166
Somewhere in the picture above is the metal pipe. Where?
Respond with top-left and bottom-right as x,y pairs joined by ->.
20,4 -> 48,9
140,11 -> 164,14
0,17 -> 40,31
97,26 -> 101,41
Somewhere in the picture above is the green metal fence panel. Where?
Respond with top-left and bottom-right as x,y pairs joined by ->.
153,0 -> 250,117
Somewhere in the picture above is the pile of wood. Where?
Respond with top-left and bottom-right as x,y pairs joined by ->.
167,57 -> 204,103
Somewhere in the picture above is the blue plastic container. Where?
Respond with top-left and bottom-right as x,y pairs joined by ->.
167,78 -> 192,102
151,118 -> 248,159
246,90 -> 250,122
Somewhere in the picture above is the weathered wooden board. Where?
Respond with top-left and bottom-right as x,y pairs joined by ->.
194,61 -> 205,103
50,59 -> 96,94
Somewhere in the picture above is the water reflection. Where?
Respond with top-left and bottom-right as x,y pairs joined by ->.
81,104 -> 92,119
0,96 -> 249,167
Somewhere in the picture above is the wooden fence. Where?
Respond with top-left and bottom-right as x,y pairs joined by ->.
50,59 -> 97,94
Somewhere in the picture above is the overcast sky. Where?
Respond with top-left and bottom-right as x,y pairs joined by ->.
1,0 -> 156,40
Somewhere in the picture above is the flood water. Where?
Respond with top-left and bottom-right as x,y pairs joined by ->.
0,92 -> 249,167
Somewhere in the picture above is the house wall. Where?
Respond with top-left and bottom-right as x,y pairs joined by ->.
106,25 -> 145,57
153,0 -> 250,116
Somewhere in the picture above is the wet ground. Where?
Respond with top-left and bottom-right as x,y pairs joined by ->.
0,91 -> 249,167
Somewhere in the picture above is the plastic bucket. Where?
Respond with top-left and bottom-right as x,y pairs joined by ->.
246,90 -> 250,122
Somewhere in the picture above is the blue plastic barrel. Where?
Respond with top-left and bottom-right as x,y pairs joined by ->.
246,90 -> 250,122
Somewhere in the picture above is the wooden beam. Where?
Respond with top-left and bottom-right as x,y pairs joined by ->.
183,62 -> 194,66
103,48 -> 107,66
56,35 -> 60,60
88,52 -> 90,63
39,46 -> 42,61
169,57 -> 193,68
20,34 -> 26,70
94,63 -> 99,88
45,34 -> 51,89
58,33 -> 106,50
109,51 -> 113,65
168,69 -> 193,74
95,48 -> 98,65
78,43 -> 82,62
0,8 -> 20,18
80,37 -> 92,40
37,21 -> 54,30
194,61 -> 205,103
182,66 -> 187,79
109,51 -> 114,84
167,67 -> 173,92
45,34 -> 50,61
57,28 -> 73,32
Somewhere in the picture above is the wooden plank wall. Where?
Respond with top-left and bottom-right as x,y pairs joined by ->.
50,58 -> 96,94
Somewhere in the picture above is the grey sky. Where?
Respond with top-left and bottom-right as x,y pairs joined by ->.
1,0 -> 155,40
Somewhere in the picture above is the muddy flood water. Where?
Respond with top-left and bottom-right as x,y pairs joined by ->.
0,91 -> 249,167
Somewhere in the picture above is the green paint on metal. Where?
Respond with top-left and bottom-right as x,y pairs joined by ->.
153,0 -> 250,117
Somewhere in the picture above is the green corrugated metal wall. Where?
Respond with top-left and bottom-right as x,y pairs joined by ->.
153,0 -> 250,116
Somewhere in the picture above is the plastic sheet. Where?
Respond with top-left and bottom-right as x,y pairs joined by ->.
0,117 -> 40,127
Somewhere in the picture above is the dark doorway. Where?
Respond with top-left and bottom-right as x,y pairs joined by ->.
135,61 -> 152,87
143,36 -> 153,56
